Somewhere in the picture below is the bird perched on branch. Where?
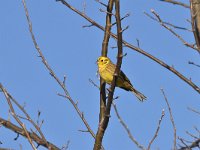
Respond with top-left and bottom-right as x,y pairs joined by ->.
97,56 -> 146,102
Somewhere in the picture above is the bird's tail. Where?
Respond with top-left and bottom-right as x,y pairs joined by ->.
131,88 -> 146,102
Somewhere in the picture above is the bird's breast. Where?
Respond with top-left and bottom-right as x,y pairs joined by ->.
99,67 -> 113,84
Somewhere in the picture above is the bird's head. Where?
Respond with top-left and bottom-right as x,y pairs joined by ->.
96,56 -> 111,67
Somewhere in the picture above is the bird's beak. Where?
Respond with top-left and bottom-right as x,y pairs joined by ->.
95,60 -> 98,64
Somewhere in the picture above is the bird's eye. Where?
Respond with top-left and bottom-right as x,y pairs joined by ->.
101,60 -> 103,62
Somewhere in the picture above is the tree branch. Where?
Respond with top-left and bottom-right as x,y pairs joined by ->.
112,102 -> 145,150
89,79 -> 145,150
0,117 -> 60,150
160,0 -> 190,8
147,109 -> 165,150
150,9 -> 200,53
0,83 -> 48,148
22,0 -> 95,140
0,83 -> 37,150
190,0 -> 200,51
99,0 -> 114,125
178,138 -> 200,150
56,0 -> 200,94
161,89 -> 177,150
93,0 -> 125,149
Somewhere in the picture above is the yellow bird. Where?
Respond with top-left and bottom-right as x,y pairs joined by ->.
97,56 -> 146,102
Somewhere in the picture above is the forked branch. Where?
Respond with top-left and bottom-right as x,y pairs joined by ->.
0,117 -> 59,150
22,0 -> 95,140
56,0 -> 200,94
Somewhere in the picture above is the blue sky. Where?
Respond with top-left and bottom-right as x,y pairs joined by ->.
1,0 -> 199,150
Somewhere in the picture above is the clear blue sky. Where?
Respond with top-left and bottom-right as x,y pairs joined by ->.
1,0 -> 199,150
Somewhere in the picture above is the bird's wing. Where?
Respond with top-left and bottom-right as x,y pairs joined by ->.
119,70 -> 133,86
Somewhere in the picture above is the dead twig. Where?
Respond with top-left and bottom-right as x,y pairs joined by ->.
112,102 -> 145,150
178,138 -> 200,150
56,0 -> 200,94
22,0 -> 95,141
0,84 -> 37,150
150,9 -> 200,53
6,91 -> 47,144
188,61 -> 200,68
160,0 -> 190,8
147,109 -> 165,150
161,89 -> 177,150
144,12 -> 192,32
0,117 -> 59,150
187,107 -> 200,115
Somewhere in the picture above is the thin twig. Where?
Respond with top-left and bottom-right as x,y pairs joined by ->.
95,0 -> 107,7
0,117 -> 59,150
150,9 -> 200,53
144,12 -> 192,32
178,137 -> 191,149
22,0 -> 95,140
147,109 -> 165,150
56,0 -> 200,94
61,140 -> 70,150
161,89 -> 177,150
7,92 -> 47,144
112,13 -> 130,26
193,126 -> 200,134
186,131 -> 199,139
160,0 -> 190,8
90,75 -> 144,150
112,102 -> 145,150
178,138 -> 200,150
187,107 -> 200,115
99,8 -> 115,16
0,84 -> 37,150
188,61 -> 200,67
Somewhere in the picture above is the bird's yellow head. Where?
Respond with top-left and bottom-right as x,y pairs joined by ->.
97,56 -> 111,68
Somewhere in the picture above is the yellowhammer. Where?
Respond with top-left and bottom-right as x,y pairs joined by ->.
97,56 -> 146,102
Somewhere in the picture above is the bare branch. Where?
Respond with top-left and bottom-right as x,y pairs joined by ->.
161,89 -> 177,150
56,0 -> 200,94
0,117 -> 59,150
112,102 -> 145,150
150,9 -> 200,53
190,0 -> 200,50
144,12 -> 192,32
0,83 -> 37,150
95,0 -> 107,7
147,109 -> 165,150
112,13 -> 130,26
187,107 -> 200,115
5,90 -> 47,144
61,140 -> 70,150
90,74 -> 144,150
186,131 -> 199,139
94,0 -> 123,149
98,0 -> 115,125
178,137 -> 191,149
188,61 -> 200,68
194,126 -> 200,134
160,0 -> 190,8
22,0 -> 95,140
99,8 -> 115,16
178,138 -> 200,150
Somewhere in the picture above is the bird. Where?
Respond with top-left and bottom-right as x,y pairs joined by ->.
96,56 -> 146,102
